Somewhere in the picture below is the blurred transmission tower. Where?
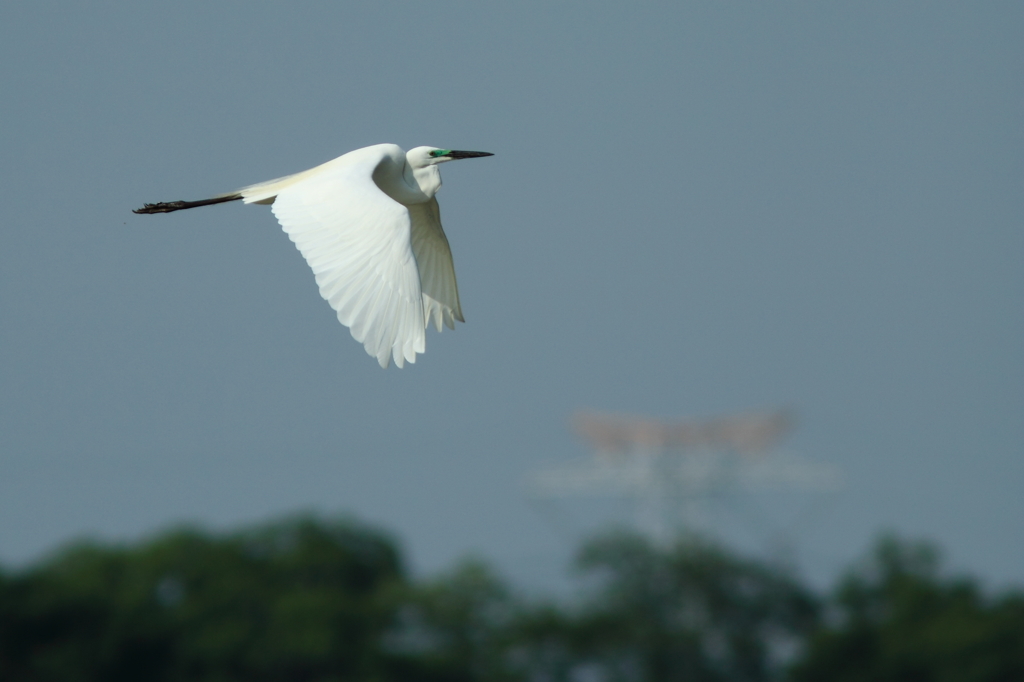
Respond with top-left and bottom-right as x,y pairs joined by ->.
527,409 -> 842,542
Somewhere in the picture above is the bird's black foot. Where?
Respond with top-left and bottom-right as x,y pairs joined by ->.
133,194 -> 243,215
134,201 -> 191,214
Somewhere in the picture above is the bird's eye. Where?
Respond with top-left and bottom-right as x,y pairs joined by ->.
429,149 -> 451,158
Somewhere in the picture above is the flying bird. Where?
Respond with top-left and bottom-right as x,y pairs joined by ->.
135,144 -> 493,368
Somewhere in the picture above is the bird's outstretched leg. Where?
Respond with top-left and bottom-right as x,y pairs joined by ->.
133,193 -> 243,214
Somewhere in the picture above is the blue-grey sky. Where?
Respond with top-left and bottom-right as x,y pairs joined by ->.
1,3 -> 1020,590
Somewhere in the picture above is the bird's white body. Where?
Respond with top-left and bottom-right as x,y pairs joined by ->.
172,143 -> 489,368
238,144 -> 442,207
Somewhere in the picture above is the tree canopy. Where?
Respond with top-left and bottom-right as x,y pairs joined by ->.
1,518 -> 1021,682
790,536 -> 1024,682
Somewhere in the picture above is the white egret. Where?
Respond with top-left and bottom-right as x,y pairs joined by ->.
135,144 -> 493,368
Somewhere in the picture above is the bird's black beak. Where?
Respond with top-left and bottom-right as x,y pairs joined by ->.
444,150 -> 494,159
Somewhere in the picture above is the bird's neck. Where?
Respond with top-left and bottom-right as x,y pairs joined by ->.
407,164 -> 442,201
374,157 -> 441,206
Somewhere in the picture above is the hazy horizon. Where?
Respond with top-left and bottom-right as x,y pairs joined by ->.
1,3 -> 1020,593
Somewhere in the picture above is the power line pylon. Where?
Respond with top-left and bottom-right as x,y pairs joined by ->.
527,409 -> 842,542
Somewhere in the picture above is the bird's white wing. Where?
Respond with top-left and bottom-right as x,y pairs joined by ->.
269,153 -> 426,368
408,197 -> 464,332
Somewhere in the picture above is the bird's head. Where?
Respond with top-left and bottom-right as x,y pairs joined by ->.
407,146 -> 494,169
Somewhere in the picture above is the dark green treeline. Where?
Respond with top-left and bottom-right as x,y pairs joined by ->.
1,517 -> 1021,682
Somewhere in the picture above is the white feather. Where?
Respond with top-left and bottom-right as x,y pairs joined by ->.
140,143 -> 487,368
257,145 -> 466,368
